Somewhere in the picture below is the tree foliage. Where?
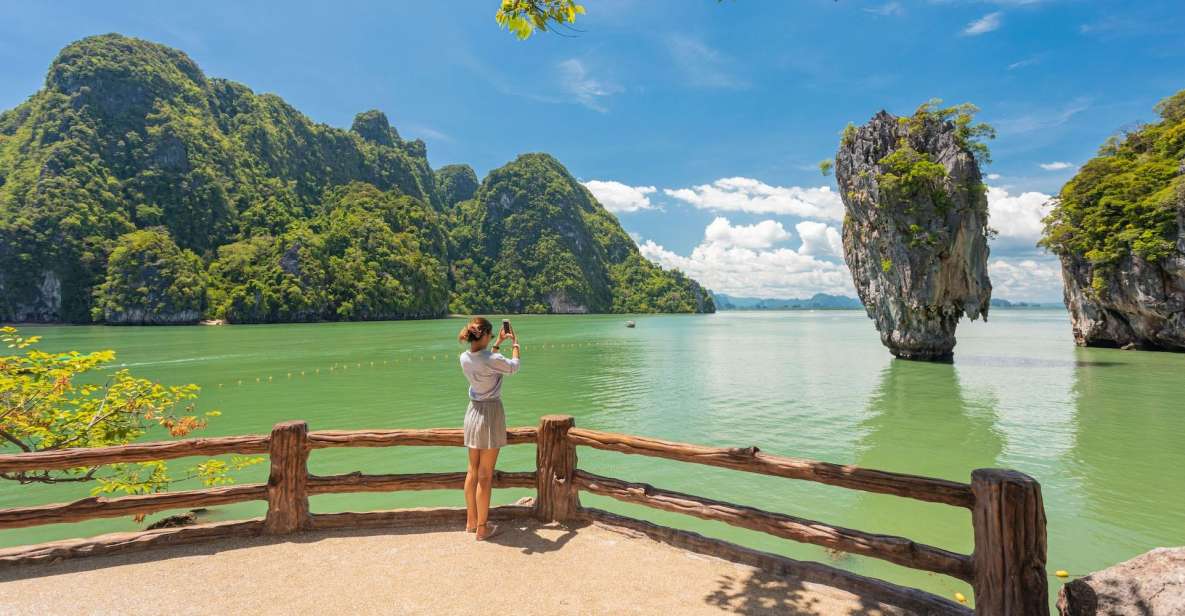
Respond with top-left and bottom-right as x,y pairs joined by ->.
0,327 -> 261,494
1041,89 -> 1184,269
207,182 -> 449,322
908,99 -> 996,165
496,0 -> 585,39
93,228 -> 208,323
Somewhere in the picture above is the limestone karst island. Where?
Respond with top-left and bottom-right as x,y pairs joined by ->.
1,2 -> 1182,615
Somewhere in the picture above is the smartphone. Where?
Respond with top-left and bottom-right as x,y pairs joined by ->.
502,319 -> 512,335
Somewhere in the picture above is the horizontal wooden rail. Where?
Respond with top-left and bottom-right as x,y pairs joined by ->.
307,427 -> 536,449
0,519 -> 267,569
575,470 -> 973,581
307,471 -> 536,494
0,435 -> 271,473
0,484 -> 268,530
568,428 -> 974,509
0,416 -> 1048,615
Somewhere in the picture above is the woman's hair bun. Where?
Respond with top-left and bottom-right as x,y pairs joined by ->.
458,317 -> 493,343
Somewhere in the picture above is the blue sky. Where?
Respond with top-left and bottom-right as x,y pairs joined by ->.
2,0 -> 1182,301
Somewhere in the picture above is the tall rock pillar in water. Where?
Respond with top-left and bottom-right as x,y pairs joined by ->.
835,109 -> 992,361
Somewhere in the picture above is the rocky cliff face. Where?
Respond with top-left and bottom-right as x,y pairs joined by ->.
835,110 -> 992,361
1041,91 -> 1185,351
1058,214 -> 1185,350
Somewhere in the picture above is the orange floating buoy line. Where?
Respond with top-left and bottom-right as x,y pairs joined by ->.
215,339 -> 627,392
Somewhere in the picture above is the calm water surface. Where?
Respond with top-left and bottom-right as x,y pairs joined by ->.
3,311 -> 1183,606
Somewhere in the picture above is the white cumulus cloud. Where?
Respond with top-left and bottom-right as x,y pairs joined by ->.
989,258 -> 1064,302
1040,161 -> 1074,171
582,180 -> 657,213
639,239 -> 854,298
795,221 -> 844,258
963,12 -> 1003,36
703,217 -> 790,250
636,217 -> 852,298
663,177 -> 844,221
987,186 -> 1053,251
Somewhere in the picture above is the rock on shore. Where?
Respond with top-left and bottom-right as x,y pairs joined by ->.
835,110 -> 992,361
1058,547 -> 1185,615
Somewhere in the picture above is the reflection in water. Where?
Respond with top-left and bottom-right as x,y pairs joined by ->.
856,360 -> 1003,482
837,359 -> 1004,599
1061,347 -> 1185,572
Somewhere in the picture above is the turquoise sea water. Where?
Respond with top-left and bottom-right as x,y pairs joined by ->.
1,311 -> 1182,607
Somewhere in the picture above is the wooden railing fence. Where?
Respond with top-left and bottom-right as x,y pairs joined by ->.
0,415 -> 1047,615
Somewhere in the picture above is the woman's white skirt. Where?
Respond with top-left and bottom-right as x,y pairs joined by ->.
463,399 -> 507,449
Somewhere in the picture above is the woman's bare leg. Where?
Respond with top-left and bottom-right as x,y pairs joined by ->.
464,447 -> 480,531
474,447 -> 501,539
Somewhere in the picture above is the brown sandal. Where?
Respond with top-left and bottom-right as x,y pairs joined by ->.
475,522 -> 502,541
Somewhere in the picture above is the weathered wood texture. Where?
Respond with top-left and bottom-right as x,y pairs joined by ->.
0,435 -> 270,473
535,415 -> 580,523
264,421 -> 309,534
971,469 -> 1049,616
575,470 -> 973,581
0,484 -> 266,530
307,471 -> 536,494
580,508 -> 971,616
307,427 -> 536,449
568,428 -> 974,508
0,519 -> 265,569
307,505 -> 534,531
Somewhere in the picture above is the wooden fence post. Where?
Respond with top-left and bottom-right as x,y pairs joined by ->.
535,415 -> 579,523
264,420 -> 310,534
970,469 -> 1048,615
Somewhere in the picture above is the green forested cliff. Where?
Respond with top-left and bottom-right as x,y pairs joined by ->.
435,164 -> 480,209
0,34 -> 711,323
449,153 -> 713,314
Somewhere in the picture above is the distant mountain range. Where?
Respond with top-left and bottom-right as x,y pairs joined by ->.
712,293 -> 862,310
987,298 -> 1062,309
713,293 -> 1061,311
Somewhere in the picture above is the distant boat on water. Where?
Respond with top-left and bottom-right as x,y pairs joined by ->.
626,320 -> 636,328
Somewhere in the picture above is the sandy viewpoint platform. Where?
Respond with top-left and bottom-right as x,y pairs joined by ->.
0,519 -> 931,615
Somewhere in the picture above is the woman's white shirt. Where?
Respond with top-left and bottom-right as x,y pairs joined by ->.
459,349 -> 519,401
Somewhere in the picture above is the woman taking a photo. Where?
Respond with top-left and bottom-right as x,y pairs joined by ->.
458,317 -> 520,541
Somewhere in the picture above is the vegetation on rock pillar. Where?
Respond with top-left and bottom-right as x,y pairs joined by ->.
1038,89 -> 1185,350
1041,89 -> 1184,272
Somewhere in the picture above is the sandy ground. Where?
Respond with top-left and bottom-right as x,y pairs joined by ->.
0,520 -> 912,615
